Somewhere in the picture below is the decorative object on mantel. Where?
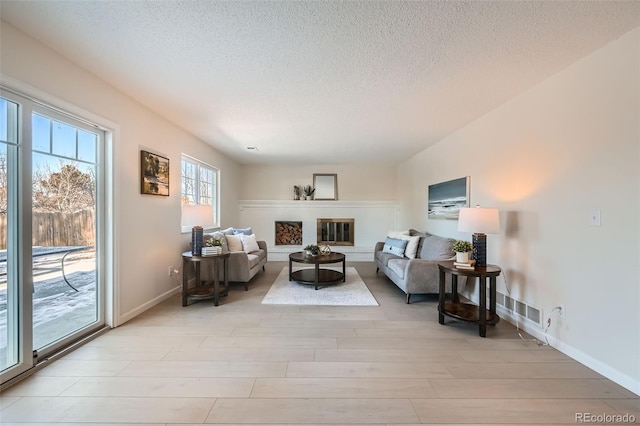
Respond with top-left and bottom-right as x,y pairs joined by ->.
313,173 -> 338,200
303,244 -> 320,257
303,185 -> 315,200
320,244 -> 332,255
457,205 -> 500,267
427,176 -> 469,219
181,204 -> 213,256
452,240 -> 473,263
293,185 -> 301,200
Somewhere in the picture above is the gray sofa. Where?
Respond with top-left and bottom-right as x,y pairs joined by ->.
375,230 -> 465,303
201,230 -> 267,290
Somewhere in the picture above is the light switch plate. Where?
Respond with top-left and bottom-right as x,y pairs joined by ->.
589,210 -> 601,226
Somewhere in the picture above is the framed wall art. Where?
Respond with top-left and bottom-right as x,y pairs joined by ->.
140,150 -> 169,196
313,173 -> 338,200
427,176 -> 469,220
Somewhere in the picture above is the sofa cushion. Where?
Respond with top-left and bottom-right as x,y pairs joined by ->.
387,258 -> 407,279
376,250 -> 399,268
401,235 -> 421,259
419,234 -> 455,260
383,237 -> 408,257
387,230 -> 409,239
409,229 -> 430,237
386,231 -> 419,259
240,233 -> 260,253
233,227 -> 253,235
219,227 -> 235,235
226,234 -> 243,251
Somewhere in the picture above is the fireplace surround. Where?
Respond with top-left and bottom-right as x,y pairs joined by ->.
317,218 -> 355,246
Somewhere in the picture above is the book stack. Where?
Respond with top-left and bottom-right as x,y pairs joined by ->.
202,246 -> 222,256
454,259 -> 476,270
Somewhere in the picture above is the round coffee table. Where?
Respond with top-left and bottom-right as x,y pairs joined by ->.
289,251 -> 346,290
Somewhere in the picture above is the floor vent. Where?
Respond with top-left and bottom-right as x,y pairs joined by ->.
496,292 -> 542,327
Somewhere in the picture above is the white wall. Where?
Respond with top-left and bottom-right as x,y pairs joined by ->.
238,163 -> 399,260
239,164 -> 397,201
1,21 -> 242,324
398,28 -> 640,394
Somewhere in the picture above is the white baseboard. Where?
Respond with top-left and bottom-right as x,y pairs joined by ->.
118,286 -> 181,325
497,306 -> 640,396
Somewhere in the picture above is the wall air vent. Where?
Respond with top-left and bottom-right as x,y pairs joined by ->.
496,291 -> 542,327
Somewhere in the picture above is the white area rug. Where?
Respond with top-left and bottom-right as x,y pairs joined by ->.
262,266 -> 379,306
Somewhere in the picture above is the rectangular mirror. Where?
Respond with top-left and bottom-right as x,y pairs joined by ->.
313,173 -> 338,200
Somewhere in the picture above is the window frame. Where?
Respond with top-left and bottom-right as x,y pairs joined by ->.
181,154 -> 219,232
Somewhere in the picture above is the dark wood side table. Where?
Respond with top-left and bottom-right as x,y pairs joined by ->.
438,260 -> 501,337
181,251 -> 229,307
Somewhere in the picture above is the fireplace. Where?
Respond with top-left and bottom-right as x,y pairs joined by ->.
317,218 -> 354,246
275,221 -> 303,245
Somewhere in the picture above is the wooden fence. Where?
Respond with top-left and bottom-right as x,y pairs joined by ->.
0,210 -> 95,249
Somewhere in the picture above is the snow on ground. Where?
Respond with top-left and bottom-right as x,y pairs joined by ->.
0,251 -> 96,353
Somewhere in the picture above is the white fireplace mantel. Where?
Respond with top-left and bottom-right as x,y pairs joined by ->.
238,200 -> 400,261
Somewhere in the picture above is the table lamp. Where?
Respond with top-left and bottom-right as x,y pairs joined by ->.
457,206 -> 500,267
181,204 -> 213,256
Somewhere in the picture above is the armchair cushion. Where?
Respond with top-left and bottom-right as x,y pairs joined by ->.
240,233 -> 260,253
226,234 -> 243,251
233,227 -> 253,235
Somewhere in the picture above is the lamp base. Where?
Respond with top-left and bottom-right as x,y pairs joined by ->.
192,226 -> 204,256
472,233 -> 487,267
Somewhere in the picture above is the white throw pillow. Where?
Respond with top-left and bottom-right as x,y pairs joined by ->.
240,233 -> 260,253
225,234 -> 243,251
387,230 -> 410,239
401,235 -> 421,259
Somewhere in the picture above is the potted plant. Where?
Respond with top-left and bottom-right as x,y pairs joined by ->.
203,235 -> 223,255
452,240 -> 473,263
303,244 -> 320,257
302,185 -> 315,200
293,185 -> 301,200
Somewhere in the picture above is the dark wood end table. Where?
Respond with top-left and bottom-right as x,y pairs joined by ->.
438,261 -> 501,337
181,251 -> 230,306
289,251 -> 346,290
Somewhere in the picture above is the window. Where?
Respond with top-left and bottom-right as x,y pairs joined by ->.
181,154 -> 218,229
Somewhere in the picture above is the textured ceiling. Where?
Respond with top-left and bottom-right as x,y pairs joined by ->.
1,1 -> 639,165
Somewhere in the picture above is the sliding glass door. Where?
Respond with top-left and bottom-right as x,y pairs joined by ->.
0,97 -> 20,375
0,89 -> 105,384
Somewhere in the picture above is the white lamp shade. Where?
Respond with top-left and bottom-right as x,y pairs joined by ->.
457,207 -> 500,234
181,204 -> 213,227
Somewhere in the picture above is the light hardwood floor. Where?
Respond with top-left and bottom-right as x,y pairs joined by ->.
1,261 -> 638,425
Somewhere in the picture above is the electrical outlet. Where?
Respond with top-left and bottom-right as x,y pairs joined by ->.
168,265 -> 174,277
558,304 -> 566,319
